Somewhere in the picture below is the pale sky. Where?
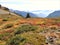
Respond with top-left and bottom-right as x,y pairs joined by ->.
0,0 -> 60,11
0,0 -> 60,17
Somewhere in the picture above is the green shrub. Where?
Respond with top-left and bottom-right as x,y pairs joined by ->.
14,24 -> 37,35
2,18 -> 8,21
0,33 -> 10,40
0,34 -> 3,40
6,35 -> 25,45
3,24 -> 13,29
50,27 -> 57,30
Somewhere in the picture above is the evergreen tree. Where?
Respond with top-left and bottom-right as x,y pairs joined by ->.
0,5 -> 1,8
26,13 -> 31,18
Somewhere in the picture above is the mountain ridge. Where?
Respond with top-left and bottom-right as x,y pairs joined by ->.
47,10 -> 60,18
10,9 -> 39,18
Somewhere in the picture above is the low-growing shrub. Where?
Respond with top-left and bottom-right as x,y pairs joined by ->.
3,24 -> 13,29
0,33 -> 10,40
14,24 -> 37,35
50,27 -> 57,30
6,35 -> 26,45
2,18 -> 8,21
0,34 -> 3,40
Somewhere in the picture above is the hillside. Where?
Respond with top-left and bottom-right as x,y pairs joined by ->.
0,8 -> 22,18
47,10 -> 60,18
0,6 -> 60,45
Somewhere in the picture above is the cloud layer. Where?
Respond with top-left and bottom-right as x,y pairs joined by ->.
0,0 -> 60,11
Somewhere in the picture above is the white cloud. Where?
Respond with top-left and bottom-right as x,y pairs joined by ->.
0,0 -> 60,11
0,0 -> 18,2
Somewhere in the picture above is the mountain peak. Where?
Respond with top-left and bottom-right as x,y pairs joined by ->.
47,10 -> 60,18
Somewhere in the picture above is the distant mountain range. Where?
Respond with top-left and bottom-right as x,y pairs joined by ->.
10,9 -> 38,18
10,9 -> 52,18
47,10 -> 60,18
10,9 -> 60,18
